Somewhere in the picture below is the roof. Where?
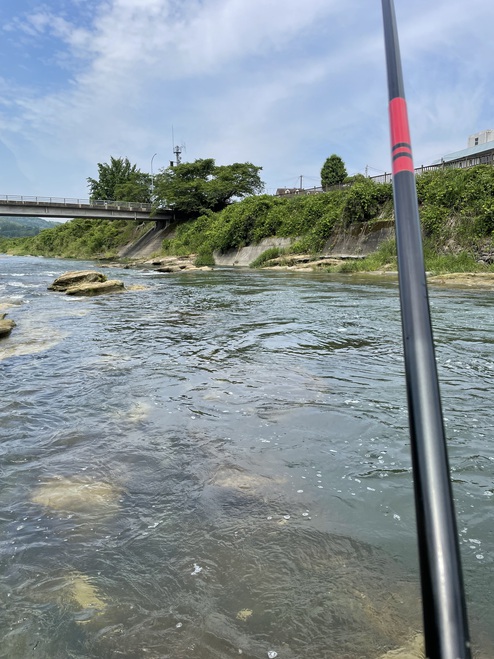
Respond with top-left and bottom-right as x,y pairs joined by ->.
432,140 -> 494,164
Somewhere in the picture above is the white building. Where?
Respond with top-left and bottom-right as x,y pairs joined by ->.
433,130 -> 494,168
467,129 -> 494,148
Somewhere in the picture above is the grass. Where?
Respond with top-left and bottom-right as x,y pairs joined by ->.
423,250 -> 487,275
327,239 -> 397,273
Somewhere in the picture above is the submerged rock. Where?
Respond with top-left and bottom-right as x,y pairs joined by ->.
31,475 -> 122,513
34,571 -> 108,625
209,465 -> 285,493
48,270 -> 107,291
378,633 -> 424,658
64,571 -> 107,619
0,313 -> 16,338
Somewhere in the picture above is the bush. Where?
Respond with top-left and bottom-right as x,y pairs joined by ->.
249,247 -> 283,268
343,179 -> 392,223
420,205 -> 450,238
194,250 -> 215,267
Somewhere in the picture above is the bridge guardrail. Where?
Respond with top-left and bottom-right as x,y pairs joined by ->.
0,195 -> 153,212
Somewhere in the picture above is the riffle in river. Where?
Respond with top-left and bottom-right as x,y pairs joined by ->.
0,256 -> 492,658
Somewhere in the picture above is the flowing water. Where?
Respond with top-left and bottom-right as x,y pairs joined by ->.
0,255 -> 492,659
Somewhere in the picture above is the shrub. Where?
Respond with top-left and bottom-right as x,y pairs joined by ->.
342,179 -> 391,223
249,247 -> 283,268
194,250 -> 215,267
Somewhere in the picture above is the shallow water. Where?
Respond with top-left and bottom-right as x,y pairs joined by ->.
0,256 -> 492,658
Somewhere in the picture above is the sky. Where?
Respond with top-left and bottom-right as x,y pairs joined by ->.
1,0 -> 494,201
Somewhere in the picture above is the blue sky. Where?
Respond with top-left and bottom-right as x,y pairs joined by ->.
1,0 -> 493,200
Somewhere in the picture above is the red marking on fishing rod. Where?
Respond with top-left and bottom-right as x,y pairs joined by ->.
389,97 -> 414,174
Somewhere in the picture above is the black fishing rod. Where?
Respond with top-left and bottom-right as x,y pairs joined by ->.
380,2 -> 471,657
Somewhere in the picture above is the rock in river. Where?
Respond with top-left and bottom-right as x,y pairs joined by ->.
65,279 -> 125,296
0,313 -> 16,338
48,270 -> 107,291
48,270 -> 125,295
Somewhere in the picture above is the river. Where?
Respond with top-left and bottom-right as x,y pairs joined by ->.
0,256 -> 492,658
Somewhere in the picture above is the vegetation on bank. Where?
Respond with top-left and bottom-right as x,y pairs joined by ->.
87,157 -> 152,203
163,176 -> 393,260
164,166 -> 494,273
0,218 -> 148,259
2,165 -> 494,273
334,239 -> 482,275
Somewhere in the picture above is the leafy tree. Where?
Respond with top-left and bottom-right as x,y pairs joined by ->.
87,157 -> 151,202
153,158 -> 264,216
321,154 -> 347,189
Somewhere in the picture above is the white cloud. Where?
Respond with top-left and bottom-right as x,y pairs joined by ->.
0,0 -> 493,197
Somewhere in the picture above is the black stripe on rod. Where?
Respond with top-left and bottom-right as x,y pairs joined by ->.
381,1 -> 471,658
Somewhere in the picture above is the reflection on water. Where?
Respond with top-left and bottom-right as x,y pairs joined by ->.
0,257 -> 492,658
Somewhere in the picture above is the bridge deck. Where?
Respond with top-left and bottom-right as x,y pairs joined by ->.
0,195 -> 173,222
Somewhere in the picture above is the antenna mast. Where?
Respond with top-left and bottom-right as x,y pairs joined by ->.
170,125 -> 182,166
173,144 -> 182,165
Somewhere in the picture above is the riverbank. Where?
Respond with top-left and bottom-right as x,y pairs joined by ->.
3,167 -> 494,278
128,252 -> 494,289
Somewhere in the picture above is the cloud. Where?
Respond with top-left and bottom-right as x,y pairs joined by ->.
0,0 -> 493,197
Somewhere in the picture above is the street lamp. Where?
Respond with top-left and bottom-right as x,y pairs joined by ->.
150,153 -> 157,198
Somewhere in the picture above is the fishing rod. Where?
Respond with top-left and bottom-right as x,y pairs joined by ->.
380,2 -> 471,657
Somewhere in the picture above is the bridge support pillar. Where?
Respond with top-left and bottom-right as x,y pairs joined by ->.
155,219 -> 171,230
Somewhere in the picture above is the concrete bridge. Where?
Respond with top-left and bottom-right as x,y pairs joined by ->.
0,195 -> 173,227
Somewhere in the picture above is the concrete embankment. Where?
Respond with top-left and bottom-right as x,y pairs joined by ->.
213,238 -> 292,266
212,221 -> 395,267
122,219 -> 395,266
119,223 -> 176,259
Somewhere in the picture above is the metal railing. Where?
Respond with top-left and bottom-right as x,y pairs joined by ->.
0,195 -> 153,211
274,159 -> 494,196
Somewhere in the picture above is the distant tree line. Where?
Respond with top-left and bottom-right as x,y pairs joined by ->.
0,216 -> 60,238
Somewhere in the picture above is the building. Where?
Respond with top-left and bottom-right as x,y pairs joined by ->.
433,130 -> 494,169
468,129 -> 494,147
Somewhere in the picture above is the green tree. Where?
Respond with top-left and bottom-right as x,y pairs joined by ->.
321,154 -> 347,189
153,158 -> 264,216
87,157 -> 151,202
